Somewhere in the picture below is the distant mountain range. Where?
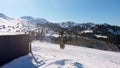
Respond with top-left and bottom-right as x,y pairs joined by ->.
0,13 -> 120,51
0,13 -> 48,24
57,21 -> 120,46
0,13 -> 120,35
59,21 -> 120,35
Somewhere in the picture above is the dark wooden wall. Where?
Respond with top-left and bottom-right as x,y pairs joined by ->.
0,34 -> 30,66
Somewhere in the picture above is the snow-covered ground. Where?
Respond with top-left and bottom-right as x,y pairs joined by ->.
2,41 -> 120,68
94,34 -> 108,38
81,30 -> 93,33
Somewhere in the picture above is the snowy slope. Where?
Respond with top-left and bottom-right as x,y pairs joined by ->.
0,13 -> 34,33
2,41 -> 120,68
0,13 -> 13,20
0,18 -> 33,32
21,16 -> 49,24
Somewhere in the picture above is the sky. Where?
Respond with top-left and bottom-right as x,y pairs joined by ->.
0,0 -> 120,25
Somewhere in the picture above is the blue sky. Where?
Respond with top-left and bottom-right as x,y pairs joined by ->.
0,0 -> 120,25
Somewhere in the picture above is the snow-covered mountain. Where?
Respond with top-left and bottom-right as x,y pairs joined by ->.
0,13 -> 34,33
0,13 -> 120,50
1,13 -> 119,35
0,13 -> 13,20
58,22 -> 120,37
0,13 -> 50,33
58,22 -> 120,35
21,16 -> 49,24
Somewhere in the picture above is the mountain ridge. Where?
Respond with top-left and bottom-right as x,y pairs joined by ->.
21,16 -> 49,24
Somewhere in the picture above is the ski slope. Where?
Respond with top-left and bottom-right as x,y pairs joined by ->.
2,41 -> 120,68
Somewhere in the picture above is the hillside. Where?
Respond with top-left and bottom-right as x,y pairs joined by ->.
2,41 -> 120,68
0,13 -> 34,32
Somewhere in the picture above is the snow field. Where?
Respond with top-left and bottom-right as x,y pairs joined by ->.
2,41 -> 120,68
